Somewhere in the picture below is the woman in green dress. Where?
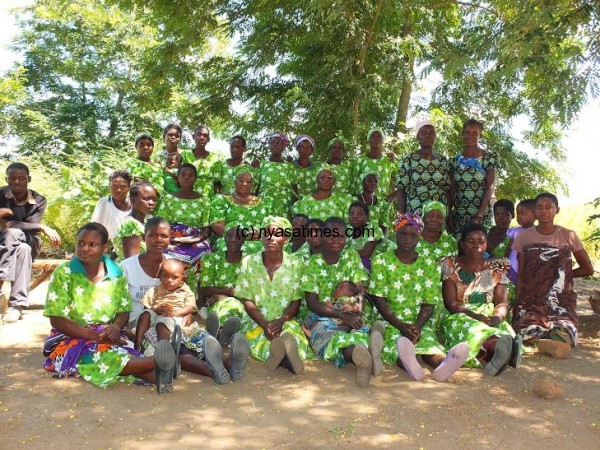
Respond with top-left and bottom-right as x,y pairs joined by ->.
302,217 -> 383,387
439,224 -> 521,376
236,216 -> 311,374
370,213 -> 469,381
353,129 -> 396,198
211,170 -> 272,254
213,135 -> 257,195
292,169 -> 353,222
43,222 -> 179,392
347,201 -> 393,272
355,171 -> 393,231
181,124 -> 224,197
397,121 -> 451,215
293,134 -> 319,198
415,200 -> 456,262
258,132 -> 296,217
126,133 -> 164,194
114,181 -> 157,261
486,199 -> 514,258
153,123 -> 183,165
322,136 -> 354,194
451,119 -> 498,233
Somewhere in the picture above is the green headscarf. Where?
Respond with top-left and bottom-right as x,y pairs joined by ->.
261,216 -> 292,240
422,200 -> 447,219
367,128 -> 385,142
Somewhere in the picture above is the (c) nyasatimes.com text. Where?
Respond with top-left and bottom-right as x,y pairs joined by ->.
235,226 -> 376,240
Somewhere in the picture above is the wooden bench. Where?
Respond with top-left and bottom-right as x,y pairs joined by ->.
31,259 -> 67,290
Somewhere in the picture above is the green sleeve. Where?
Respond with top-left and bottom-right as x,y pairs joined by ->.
114,276 -> 133,313
117,218 -> 145,238
44,264 -> 72,318
200,254 -> 216,287
210,195 -> 228,224
367,253 -> 388,297
234,255 -> 256,302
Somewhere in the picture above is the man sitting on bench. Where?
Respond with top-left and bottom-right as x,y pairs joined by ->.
0,162 -> 61,322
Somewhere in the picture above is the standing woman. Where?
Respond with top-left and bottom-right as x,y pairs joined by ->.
153,123 -> 183,164
257,132 -> 296,217
322,136 -> 354,194
213,135 -> 257,195
353,129 -> 396,198
451,119 -> 497,233
397,121 -> 451,215
181,124 -> 223,197
291,169 -> 353,222
292,134 -> 318,198
125,133 -> 164,194
114,181 -> 157,261
355,172 -> 393,231
91,170 -> 132,249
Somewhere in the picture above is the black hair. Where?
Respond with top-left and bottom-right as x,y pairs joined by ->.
230,135 -> 247,147
193,124 -> 210,137
493,199 -> 515,217
166,152 -> 183,163
77,222 -> 108,245
337,280 -> 359,296
462,119 -> 484,133
163,123 -> 182,138
109,170 -> 132,184
307,218 -> 325,228
144,216 -> 170,234
535,192 -> 559,208
129,181 -> 156,201
291,214 -> 309,224
325,216 -> 346,229
6,162 -> 30,176
517,198 -> 536,212
177,163 -> 197,178
458,223 -> 488,256
349,201 -> 370,218
135,133 -> 154,147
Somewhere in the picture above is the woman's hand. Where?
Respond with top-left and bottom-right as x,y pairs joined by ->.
483,316 -> 502,327
267,318 -> 284,339
398,323 -> 420,343
469,312 -> 488,323
340,312 -> 363,330
181,314 -> 194,327
99,324 -> 121,343
472,213 -> 484,224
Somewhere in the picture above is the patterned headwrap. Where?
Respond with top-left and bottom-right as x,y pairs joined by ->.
295,134 -> 315,150
261,216 -> 292,240
327,133 -> 347,149
233,166 -> 254,181
393,212 -> 424,234
268,131 -> 289,148
367,128 -> 385,142
422,200 -> 446,219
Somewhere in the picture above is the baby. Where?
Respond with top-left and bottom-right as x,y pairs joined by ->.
163,152 -> 183,194
134,259 -> 198,350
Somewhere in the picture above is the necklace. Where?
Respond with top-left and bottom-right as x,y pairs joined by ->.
360,193 -> 375,206
233,192 -> 251,204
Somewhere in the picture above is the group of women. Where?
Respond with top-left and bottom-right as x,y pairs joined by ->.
41,120 -> 594,392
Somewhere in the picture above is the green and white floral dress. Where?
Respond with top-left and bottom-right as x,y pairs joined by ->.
212,160 -> 258,196
353,154 -> 396,198
258,161 -> 296,217
114,217 -> 146,262
292,193 -> 354,222
181,150 -> 224,197
125,158 -> 164,194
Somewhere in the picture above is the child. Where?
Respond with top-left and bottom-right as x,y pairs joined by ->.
134,259 -> 198,350
486,199 -> 514,258
163,152 -> 183,194
505,199 -> 536,283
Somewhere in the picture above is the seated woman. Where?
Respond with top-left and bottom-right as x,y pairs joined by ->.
439,224 -> 521,376
213,135 -> 258,195
292,169 -> 353,222
121,218 -> 249,384
512,193 -> 594,358
292,134 -> 318,198
370,213 -> 468,382
43,223 -> 179,393
302,217 -> 383,387
199,227 -> 245,345
294,218 -> 325,261
114,181 -> 158,261
415,200 -> 456,261
236,216 -> 311,375
125,133 -> 164,193
355,172 -> 393,232
257,132 -> 295,217
91,170 -> 132,251
210,170 -> 272,255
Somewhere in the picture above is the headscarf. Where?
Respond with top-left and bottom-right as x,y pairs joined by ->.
268,131 -> 289,148
415,120 -> 435,136
367,128 -> 385,142
327,133 -> 347,149
294,134 -> 315,150
233,167 -> 254,181
135,133 -> 154,147
393,212 -> 424,234
261,216 -> 292,240
422,200 -> 446,220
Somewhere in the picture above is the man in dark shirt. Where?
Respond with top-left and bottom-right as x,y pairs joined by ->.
0,162 -> 61,322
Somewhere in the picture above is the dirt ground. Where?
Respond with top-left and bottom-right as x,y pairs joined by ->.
1,279 -> 598,449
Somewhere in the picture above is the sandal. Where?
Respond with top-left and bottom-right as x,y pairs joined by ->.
229,333 -> 250,382
204,335 -> 230,384
508,335 -> 523,368
218,317 -> 241,347
170,325 -> 182,379
484,335 -> 512,376
154,340 -> 177,394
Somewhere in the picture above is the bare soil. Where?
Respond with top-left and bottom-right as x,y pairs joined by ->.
1,279 -> 598,449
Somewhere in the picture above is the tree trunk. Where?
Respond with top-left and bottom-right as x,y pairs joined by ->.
394,20 -> 414,134
109,90 -> 125,138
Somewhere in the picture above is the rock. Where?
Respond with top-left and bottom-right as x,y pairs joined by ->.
533,378 -> 565,399
588,290 -> 600,315
538,339 -> 572,359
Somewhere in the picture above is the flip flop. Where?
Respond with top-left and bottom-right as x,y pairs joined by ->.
281,333 -> 304,375
508,335 -> 523,368
397,337 -> 425,381
352,344 -> 372,387
204,335 -> 230,384
206,311 -> 220,338
370,320 -> 386,338
218,317 -> 241,347
170,325 -> 182,379
432,342 -> 469,382
484,335 -> 512,377
229,333 -> 250,382
369,330 -> 384,377
154,340 -> 177,394
265,337 -> 285,372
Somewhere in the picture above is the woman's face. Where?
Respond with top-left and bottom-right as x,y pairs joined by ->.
460,230 -> 487,256
164,128 -> 181,146
369,131 -> 383,151
516,205 -> 535,228
194,127 -> 210,147
535,198 -> 559,225
234,172 -> 253,196
76,230 -> 108,264
322,223 -> 346,254
349,206 -> 367,229
177,166 -> 197,189
493,206 -> 513,229
329,141 -> 344,161
306,224 -> 323,249
109,176 -> 130,203
145,223 -> 171,254
417,125 -> 436,147
292,216 -> 308,240
269,136 -> 285,156
297,140 -> 313,159
262,225 -> 287,253
136,138 -> 154,161
462,125 -> 481,147
230,138 -> 245,160
225,228 -> 244,252
396,225 -> 420,252
133,186 -> 157,215
317,170 -> 335,191
362,174 -> 378,194
423,210 -> 444,234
